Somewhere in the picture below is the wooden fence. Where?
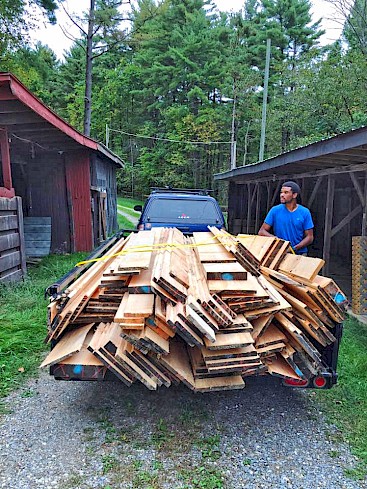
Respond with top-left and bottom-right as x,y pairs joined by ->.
0,196 -> 26,283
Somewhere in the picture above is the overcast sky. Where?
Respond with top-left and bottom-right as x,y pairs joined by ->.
30,0 -> 345,60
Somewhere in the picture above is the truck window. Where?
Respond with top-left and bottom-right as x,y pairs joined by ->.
146,198 -> 221,224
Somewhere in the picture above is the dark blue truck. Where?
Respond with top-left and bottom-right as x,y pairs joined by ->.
134,188 -> 225,234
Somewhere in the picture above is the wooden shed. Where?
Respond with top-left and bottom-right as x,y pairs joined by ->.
0,72 -> 124,283
214,128 -> 367,310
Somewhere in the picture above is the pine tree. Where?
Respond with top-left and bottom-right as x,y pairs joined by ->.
343,0 -> 367,55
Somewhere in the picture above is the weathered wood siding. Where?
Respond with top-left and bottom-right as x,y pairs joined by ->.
90,155 -> 118,243
24,216 -> 51,257
12,152 -> 71,253
0,196 -> 26,283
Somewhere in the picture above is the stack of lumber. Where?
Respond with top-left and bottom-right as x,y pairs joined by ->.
352,236 -> 367,315
42,228 -> 347,392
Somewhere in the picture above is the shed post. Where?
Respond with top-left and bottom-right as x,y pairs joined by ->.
255,183 -> 261,233
15,196 -> 27,278
266,181 -> 271,211
246,183 -> 251,234
0,127 -> 14,196
323,174 -> 335,275
270,181 -> 281,208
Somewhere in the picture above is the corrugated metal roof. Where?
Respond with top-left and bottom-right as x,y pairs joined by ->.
215,125 -> 367,181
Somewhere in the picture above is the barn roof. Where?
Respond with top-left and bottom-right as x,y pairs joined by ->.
0,72 -> 123,167
215,126 -> 367,182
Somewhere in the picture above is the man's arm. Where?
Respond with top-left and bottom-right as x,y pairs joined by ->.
258,222 -> 275,238
294,228 -> 314,252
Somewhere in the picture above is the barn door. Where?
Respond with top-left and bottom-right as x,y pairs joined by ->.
91,190 -> 107,246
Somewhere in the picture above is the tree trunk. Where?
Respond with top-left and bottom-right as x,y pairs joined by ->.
84,0 -> 95,136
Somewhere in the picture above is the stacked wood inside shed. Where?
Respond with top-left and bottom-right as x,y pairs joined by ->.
42,227 -> 348,392
352,236 -> 367,315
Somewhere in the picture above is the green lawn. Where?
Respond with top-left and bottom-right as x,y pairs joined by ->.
0,253 -> 86,398
117,213 -> 136,229
116,196 -> 143,229
315,316 -> 367,478
117,196 -> 144,208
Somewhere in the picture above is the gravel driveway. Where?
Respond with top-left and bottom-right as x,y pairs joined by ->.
0,370 -> 365,489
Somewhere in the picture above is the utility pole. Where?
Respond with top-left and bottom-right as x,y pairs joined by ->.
259,38 -> 271,162
105,124 -> 110,148
84,0 -> 95,137
230,84 -> 237,170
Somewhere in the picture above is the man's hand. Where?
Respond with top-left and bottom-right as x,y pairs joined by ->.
294,229 -> 314,251
258,223 -> 274,238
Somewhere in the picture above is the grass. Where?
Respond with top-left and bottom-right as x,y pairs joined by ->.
151,418 -> 175,449
117,196 -> 143,209
315,316 -> 367,478
116,213 -> 135,229
0,252 -> 87,398
116,195 -> 142,229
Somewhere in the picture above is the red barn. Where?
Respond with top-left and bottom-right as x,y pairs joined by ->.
0,72 -> 124,283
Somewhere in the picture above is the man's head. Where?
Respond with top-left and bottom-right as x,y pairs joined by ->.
280,181 -> 301,204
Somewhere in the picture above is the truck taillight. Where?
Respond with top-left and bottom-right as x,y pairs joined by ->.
138,224 -> 144,230
313,376 -> 327,388
283,378 -> 309,387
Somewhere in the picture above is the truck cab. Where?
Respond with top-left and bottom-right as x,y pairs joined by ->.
134,188 -> 225,234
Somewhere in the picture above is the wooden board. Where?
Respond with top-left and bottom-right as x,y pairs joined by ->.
203,262 -> 248,280
116,230 -> 155,271
194,376 -> 245,392
40,323 -> 94,368
193,232 -> 236,263
237,235 -> 277,262
204,331 -> 254,350
265,355 -> 301,380
159,339 -> 195,390
124,293 -> 155,317
278,254 -> 325,282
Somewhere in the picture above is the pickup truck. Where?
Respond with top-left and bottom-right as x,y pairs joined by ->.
133,187 -> 225,234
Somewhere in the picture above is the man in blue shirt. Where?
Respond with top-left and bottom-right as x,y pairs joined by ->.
258,181 -> 314,255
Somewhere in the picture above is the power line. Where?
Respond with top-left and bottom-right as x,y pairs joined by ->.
108,127 -> 232,145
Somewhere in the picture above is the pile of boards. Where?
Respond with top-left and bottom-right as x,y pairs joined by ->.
42,227 -> 348,392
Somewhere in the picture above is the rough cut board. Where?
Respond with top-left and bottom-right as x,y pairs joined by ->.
116,231 -> 155,271
45,230 -> 348,390
265,355 -> 301,380
40,323 -> 95,368
195,375 -> 245,391
278,254 -> 325,282
251,314 -> 274,340
203,262 -> 248,280
128,268 -> 153,292
58,347 -> 104,366
237,235 -> 277,262
159,339 -> 195,389
255,324 -> 287,347
204,331 -> 254,350
208,279 -> 257,293
124,293 -> 155,317
193,232 -> 236,263
212,274 -> 270,298
202,344 -> 257,360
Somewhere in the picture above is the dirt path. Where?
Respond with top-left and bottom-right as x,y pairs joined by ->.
117,206 -> 139,226
0,371 -> 365,489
